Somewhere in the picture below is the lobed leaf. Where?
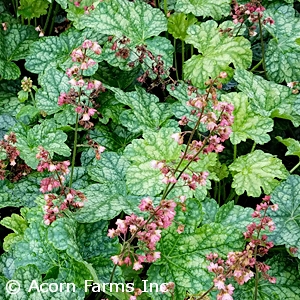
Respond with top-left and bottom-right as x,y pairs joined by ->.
221,92 -> 273,145
276,137 -> 300,158
14,119 -> 71,169
264,5 -> 300,83
234,69 -> 300,126
267,175 -> 300,257
184,21 -> 252,88
147,223 -> 244,299
0,24 -> 38,79
175,0 -> 231,20
75,0 -> 167,44
167,12 -> 197,41
234,254 -> 300,299
110,86 -> 174,133
229,150 -> 288,197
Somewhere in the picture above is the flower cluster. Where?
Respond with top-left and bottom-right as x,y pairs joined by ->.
58,40 -> 105,129
0,133 -> 32,182
231,1 -> 274,36
151,159 -> 209,190
287,81 -> 299,94
205,195 -> 277,300
108,35 -> 174,90
151,73 -> 234,190
36,146 -> 86,225
21,77 -> 33,92
108,197 -> 176,270
86,135 -> 106,160
0,133 -> 23,180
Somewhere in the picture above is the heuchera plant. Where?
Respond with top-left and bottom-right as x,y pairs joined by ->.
0,0 -> 300,300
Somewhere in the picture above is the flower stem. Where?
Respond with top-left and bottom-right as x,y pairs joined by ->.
290,160 -> 300,174
69,86 -> 82,188
69,114 -> 79,188
164,0 -> 167,16
49,2 -> 59,35
218,181 -> 221,205
250,59 -> 263,72
174,39 -> 179,81
258,15 -> 267,77
251,142 -> 256,153
233,144 -> 237,160
181,40 -> 185,79
199,285 -> 214,299
44,1 -> 53,34
29,91 -> 35,106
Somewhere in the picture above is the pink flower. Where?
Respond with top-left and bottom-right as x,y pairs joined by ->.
111,255 -> 121,265
214,279 -> 225,290
69,78 -> 77,86
207,262 -> 219,272
76,79 -> 85,87
94,80 -> 103,90
133,261 -> 143,270
82,40 -> 93,49
92,42 -> 102,55
87,108 -> 97,116
81,113 -> 90,121
171,132 -> 183,144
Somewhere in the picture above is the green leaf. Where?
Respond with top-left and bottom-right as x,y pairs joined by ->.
0,251 -> 16,279
167,13 -> 197,41
0,264 -> 85,299
0,172 -> 44,209
234,69 -> 300,126
175,198 -> 203,234
0,214 -> 28,251
221,92 -> 274,145
19,0 -> 49,19
11,217 -> 95,291
184,21 -> 252,88
147,223 -> 244,299
267,175 -> 300,257
264,4 -> 300,83
35,68 -> 71,116
76,0 -> 167,44
47,218 -> 83,262
73,184 -> 139,222
175,0 -> 231,20
234,254 -> 300,299
167,81 -> 207,129
25,27 -> 105,74
14,221 -> 59,273
74,152 -> 142,222
97,91 -> 125,125
14,119 -> 71,169
276,137 -> 300,158
0,114 -> 16,139
18,90 -> 29,102
0,82 -> 24,117
81,124 -> 138,156
200,198 -> 219,225
101,35 -> 173,77
77,221 -> 120,261
124,128 -> 182,196
229,150 -> 288,197
0,24 -> 38,80
88,151 -> 130,184
110,86 -> 174,133
55,0 -> 68,9
214,201 -> 254,232
95,61 -> 140,90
